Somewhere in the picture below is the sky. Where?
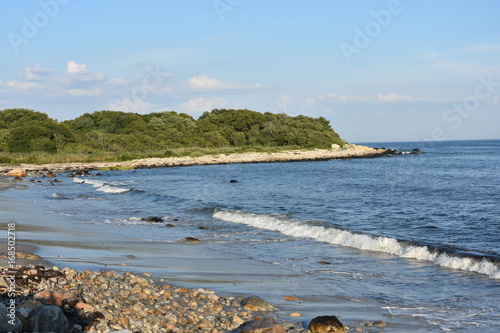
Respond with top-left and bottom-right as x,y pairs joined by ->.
1,0 -> 499,143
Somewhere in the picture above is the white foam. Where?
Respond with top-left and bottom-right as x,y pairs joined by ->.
96,185 -> 130,194
213,210 -> 500,279
72,177 -> 106,187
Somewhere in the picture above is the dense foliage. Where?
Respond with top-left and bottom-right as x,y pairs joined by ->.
0,108 -> 344,155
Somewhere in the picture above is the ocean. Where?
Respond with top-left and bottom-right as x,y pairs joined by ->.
2,140 -> 499,332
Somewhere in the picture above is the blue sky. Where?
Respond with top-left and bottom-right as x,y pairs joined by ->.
1,0 -> 499,142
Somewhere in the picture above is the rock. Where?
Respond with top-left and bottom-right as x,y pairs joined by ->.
289,312 -> 300,317
331,144 -> 342,150
47,170 -> 56,177
373,320 -> 387,328
28,304 -> 70,333
0,303 -> 23,332
283,296 -> 299,301
232,318 -> 286,333
308,315 -> 346,333
143,216 -> 164,223
410,148 -> 422,154
240,296 -> 278,312
7,168 -> 27,177
16,252 -> 43,260
33,290 -> 76,307
230,179 -> 239,183
185,237 -> 201,242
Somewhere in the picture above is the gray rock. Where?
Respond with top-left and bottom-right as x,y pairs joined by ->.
28,304 -> 70,333
232,317 -> 286,333
240,296 -> 278,312
0,303 -> 23,333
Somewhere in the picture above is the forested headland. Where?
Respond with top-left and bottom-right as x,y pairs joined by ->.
0,108 -> 345,164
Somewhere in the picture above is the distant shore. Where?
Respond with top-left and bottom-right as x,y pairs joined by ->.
0,145 -> 389,174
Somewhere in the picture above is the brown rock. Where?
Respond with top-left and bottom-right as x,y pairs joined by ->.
33,290 -> 76,307
74,302 -> 96,311
7,168 -> 27,177
283,296 -> 299,301
309,315 -> 346,333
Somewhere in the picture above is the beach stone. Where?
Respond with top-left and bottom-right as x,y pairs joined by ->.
241,296 -> 278,312
231,318 -> 286,333
308,315 -> 346,333
283,296 -> 299,301
34,290 -> 76,307
331,144 -> 342,150
7,168 -> 27,177
185,237 -> 201,242
410,148 -> 422,154
29,304 -> 70,333
0,303 -> 23,332
143,216 -> 164,223
373,320 -> 387,328
230,179 -> 239,183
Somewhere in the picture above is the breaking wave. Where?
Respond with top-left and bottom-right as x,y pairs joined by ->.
73,177 -> 131,194
213,210 -> 500,279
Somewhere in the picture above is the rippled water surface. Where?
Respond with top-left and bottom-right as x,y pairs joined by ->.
6,140 -> 500,332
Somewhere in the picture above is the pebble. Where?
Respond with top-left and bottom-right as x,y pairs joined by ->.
0,264 -> 385,333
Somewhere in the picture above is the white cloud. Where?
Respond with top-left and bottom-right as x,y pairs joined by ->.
188,74 -> 260,91
67,88 -> 102,97
107,98 -> 153,112
463,44 -> 500,54
377,93 -> 431,103
66,60 -> 105,82
107,78 -> 129,85
67,60 -> 88,74
276,95 -> 292,112
4,80 -> 43,91
180,97 -> 227,112
25,65 -> 54,81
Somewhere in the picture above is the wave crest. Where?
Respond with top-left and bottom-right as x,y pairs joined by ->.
213,210 -> 500,279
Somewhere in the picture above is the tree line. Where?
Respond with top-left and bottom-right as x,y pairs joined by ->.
0,108 -> 345,154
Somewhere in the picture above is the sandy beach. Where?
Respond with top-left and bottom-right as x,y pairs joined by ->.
0,149 -> 441,332
0,145 -> 388,174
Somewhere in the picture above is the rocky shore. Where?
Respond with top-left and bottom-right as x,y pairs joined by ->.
0,145 -> 396,175
0,264 -> 388,333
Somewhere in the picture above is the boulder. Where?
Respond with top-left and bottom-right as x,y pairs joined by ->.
142,216 -> 164,223
28,304 -> 70,333
241,296 -> 278,312
232,318 -> 286,333
410,148 -> 422,154
331,144 -> 342,150
0,303 -> 23,332
33,290 -> 76,307
7,168 -> 27,177
230,179 -> 239,183
309,315 -> 346,333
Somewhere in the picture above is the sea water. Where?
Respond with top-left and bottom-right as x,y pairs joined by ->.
3,140 -> 499,332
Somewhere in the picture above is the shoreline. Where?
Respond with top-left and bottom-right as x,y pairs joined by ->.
0,153 -> 441,333
0,145 -> 391,174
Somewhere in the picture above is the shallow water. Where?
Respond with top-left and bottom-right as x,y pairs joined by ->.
2,140 -> 499,332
